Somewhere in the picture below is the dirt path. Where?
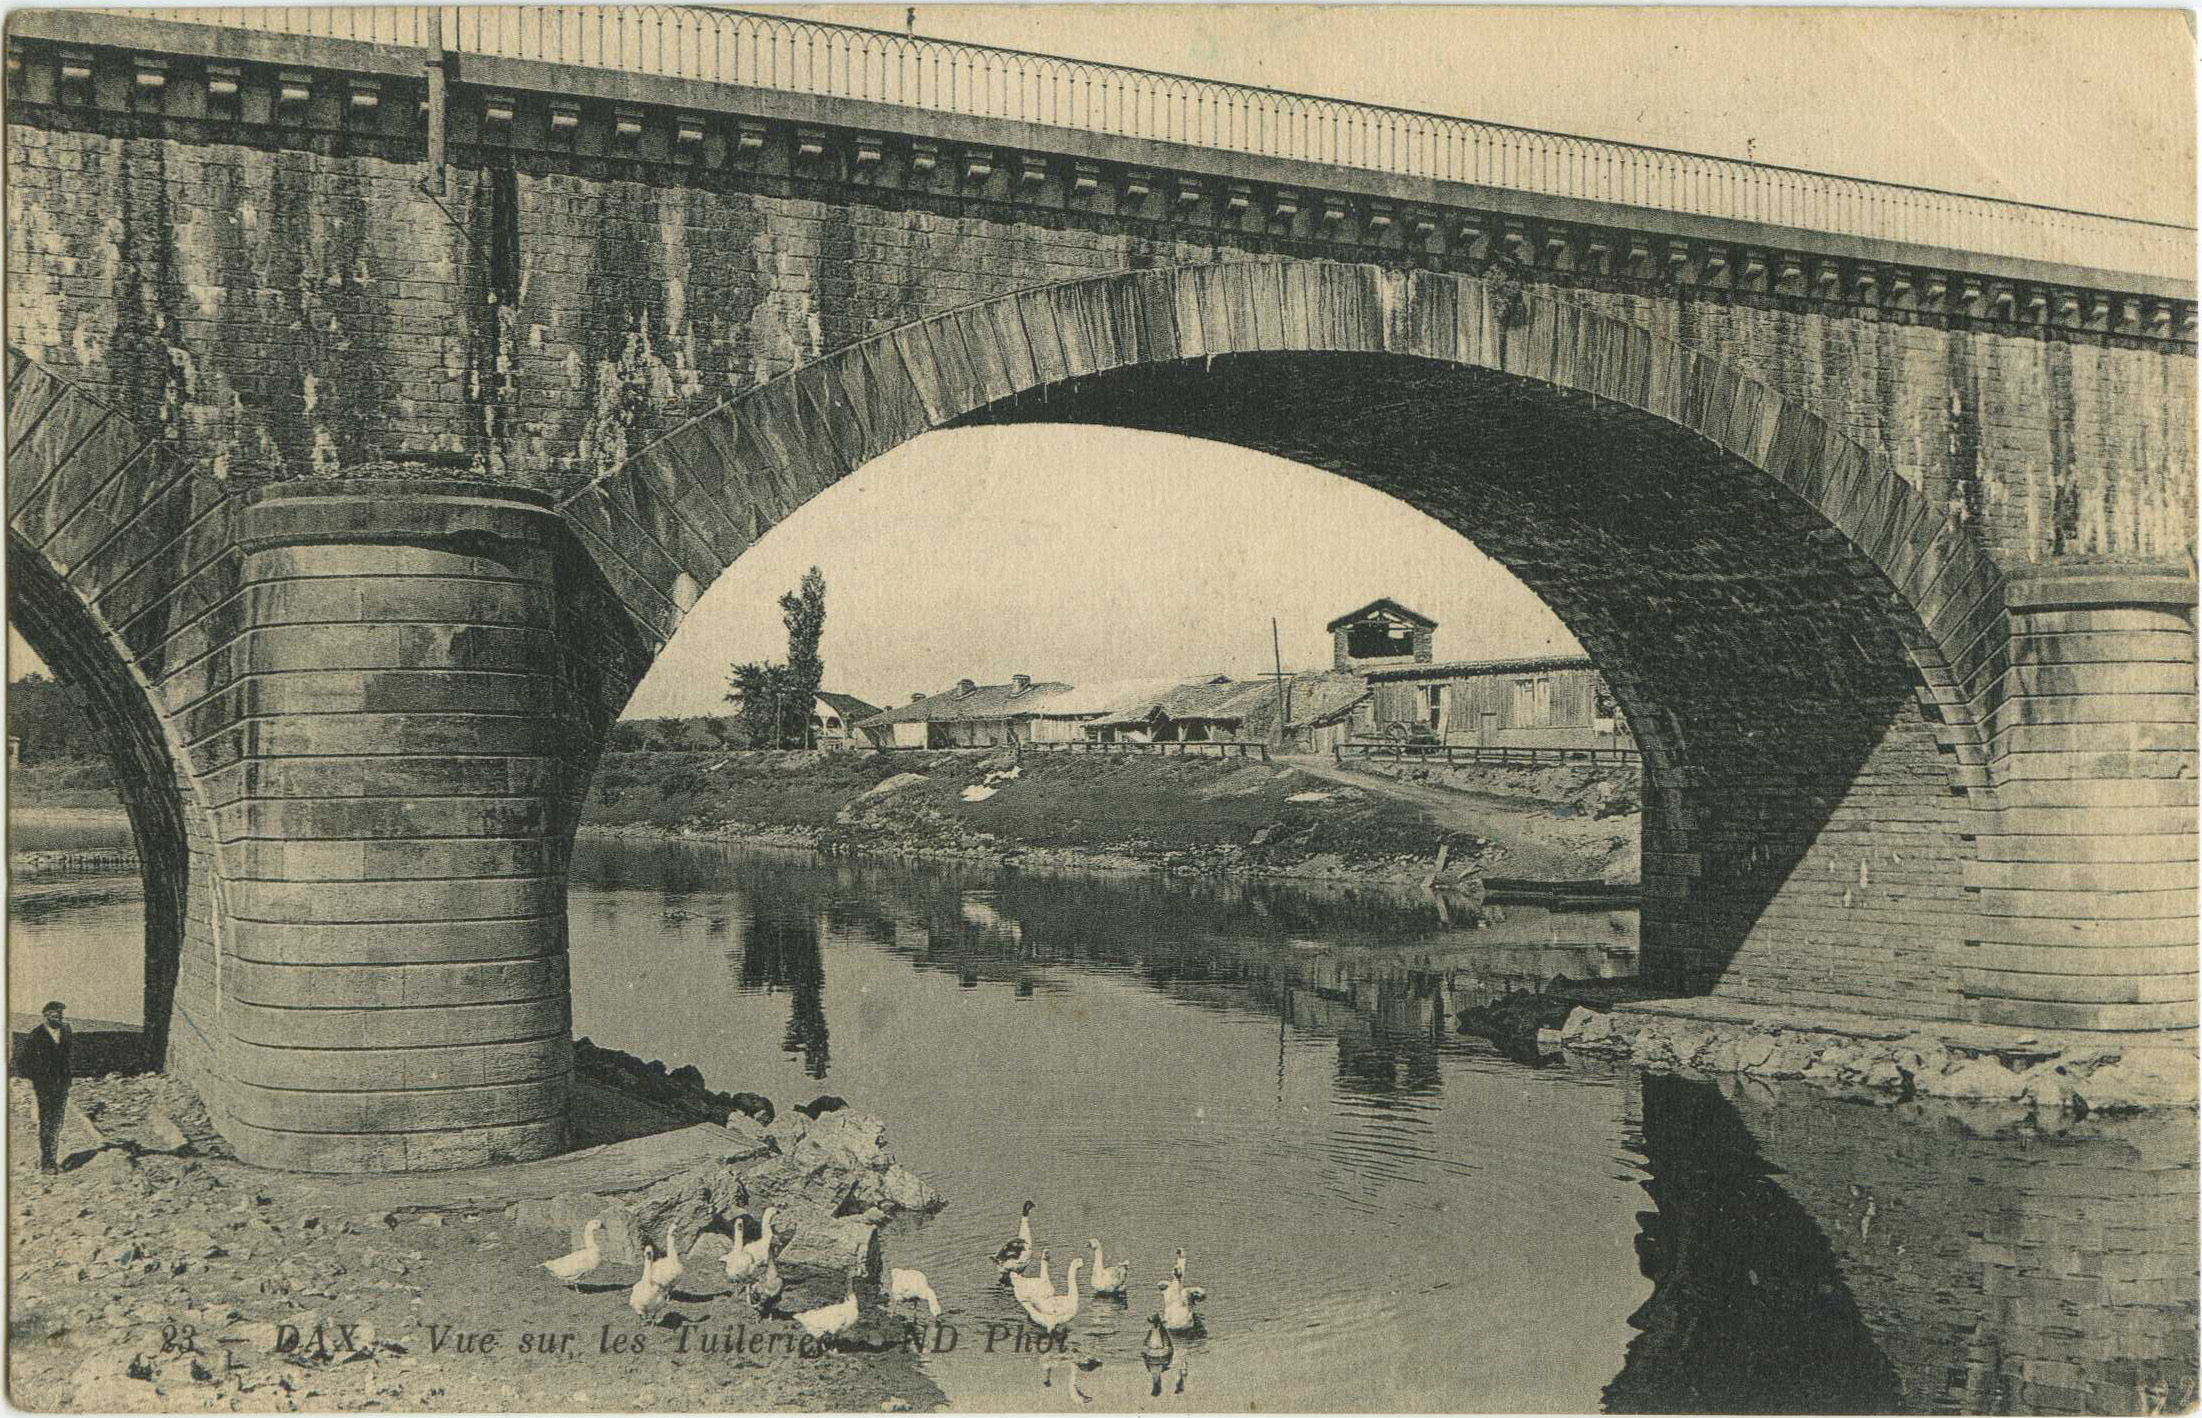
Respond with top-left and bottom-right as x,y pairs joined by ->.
1275,756 -> 1639,884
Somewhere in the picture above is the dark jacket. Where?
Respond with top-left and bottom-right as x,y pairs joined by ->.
13,1024 -> 72,1092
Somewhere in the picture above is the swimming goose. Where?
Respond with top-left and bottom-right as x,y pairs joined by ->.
541,1219 -> 606,1289
629,1243 -> 669,1322
792,1271 -> 863,1344
1020,1259 -> 1082,1334
1087,1239 -> 1128,1297
992,1199 -> 1036,1274
1141,1314 -> 1175,1396
1157,1275 -> 1202,1332
1008,1249 -> 1055,1307
888,1267 -> 943,1318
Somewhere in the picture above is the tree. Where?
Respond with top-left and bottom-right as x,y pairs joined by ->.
780,566 -> 828,749
725,567 -> 828,750
725,661 -> 795,749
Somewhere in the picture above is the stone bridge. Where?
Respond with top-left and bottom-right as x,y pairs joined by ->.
5,8 -> 2195,1170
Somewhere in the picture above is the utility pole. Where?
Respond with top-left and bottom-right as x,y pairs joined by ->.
1261,617 -> 1292,748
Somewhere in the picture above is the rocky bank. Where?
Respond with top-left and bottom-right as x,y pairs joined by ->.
1539,1001 -> 2198,1119
7,1054 -> 952,1413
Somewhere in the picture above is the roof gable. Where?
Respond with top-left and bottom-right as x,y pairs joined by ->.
813,690 -> 883,721
1325,597 -> 1437,633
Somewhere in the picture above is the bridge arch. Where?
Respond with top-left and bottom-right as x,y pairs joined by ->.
4,351 -> 223,1077
567,259 -> 2001,1006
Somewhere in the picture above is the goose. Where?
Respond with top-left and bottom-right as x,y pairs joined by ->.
992,1199 -> 1036,1274
737,1208 -> 779,1276
541,1219 -> 606,1289
647,1222 -> 685,1291
722,1206 -> 766,1285
1086,1238 -> 1128,1297
1141,1314 -> 1174,1397
750,1255 -> 785,1315
888,1267 -> 942,1318
629,1243 -> 669,1323
1008,1248 -> 1055,1307
792,1271 -> 862,1344
1019,1258 -> 1082,1334
1157,1275 -> 1202,1333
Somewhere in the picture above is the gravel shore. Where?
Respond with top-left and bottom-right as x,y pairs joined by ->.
7,1070 -> 950,1413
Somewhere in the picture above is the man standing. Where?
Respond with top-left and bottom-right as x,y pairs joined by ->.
14,1001 -> 73,1173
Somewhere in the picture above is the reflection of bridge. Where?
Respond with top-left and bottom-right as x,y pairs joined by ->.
1618,1073 -> 2198,1416
6,8 -> 2194,1168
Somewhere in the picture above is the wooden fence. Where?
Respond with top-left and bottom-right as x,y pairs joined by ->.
1338,741 -> 1639,768
1020,739 -> 1272,762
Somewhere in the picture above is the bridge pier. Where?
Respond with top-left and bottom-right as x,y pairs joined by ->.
1968,568 -> 2199,1032
199,482 -> 577,1171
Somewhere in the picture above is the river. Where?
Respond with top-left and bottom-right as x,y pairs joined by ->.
8,815 -> 2195,1413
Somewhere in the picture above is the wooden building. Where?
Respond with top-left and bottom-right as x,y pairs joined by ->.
1364,655 -> 1630,749
1327,598 -> 1437,673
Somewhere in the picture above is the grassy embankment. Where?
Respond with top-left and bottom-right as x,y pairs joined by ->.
582,747 -> 1635,886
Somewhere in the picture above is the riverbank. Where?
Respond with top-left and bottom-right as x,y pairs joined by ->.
582,747 -> 1638,890
6,1042 -> 952,1413
1457,984 -> 2200,1114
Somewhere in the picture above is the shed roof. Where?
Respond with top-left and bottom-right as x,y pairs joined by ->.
814,690 -> 883,722
1361,654 -> 1598,683
1018,676 -> 1218,719
1325,597 -> 1438,633
857,679 -> 1073,726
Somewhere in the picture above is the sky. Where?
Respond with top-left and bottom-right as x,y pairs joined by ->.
625,427 -> 1579,716
8,6 -> 2193,708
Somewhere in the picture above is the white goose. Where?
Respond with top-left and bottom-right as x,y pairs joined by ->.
992,1199 -> 1037,1274
1008,1248 -> 1055,1307
888,1267 -> 942,1318
629,1243 -> 669,1322
647,1222 -> 685,1291
723,1213 -> 768,1285
1020,1258 -> 1083,1334
739,1208 -> 780,1276
792,1271 -> 863,1344
1157,1274 -> 1204,1333
1087,1238 -> 1128,1297
541,1219 -> 605,1289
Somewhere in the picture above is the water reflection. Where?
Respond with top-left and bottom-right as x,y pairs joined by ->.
1619,1070 -> 2200,1416
1610,1073 -> 1904,1413
738,911 -> 831,1079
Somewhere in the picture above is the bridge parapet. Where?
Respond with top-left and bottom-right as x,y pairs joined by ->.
13,7 -> 2198,309
85,4 -> 2194,288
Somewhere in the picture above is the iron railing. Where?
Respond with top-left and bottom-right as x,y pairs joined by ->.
119,5 -> 2194,282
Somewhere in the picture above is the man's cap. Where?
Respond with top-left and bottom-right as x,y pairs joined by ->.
40,1002 -> 65,1014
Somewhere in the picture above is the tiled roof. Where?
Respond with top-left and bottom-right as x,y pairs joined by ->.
857,679 -> 1073,726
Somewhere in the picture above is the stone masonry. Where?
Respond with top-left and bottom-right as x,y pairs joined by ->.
3,14 -> 2194,1170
